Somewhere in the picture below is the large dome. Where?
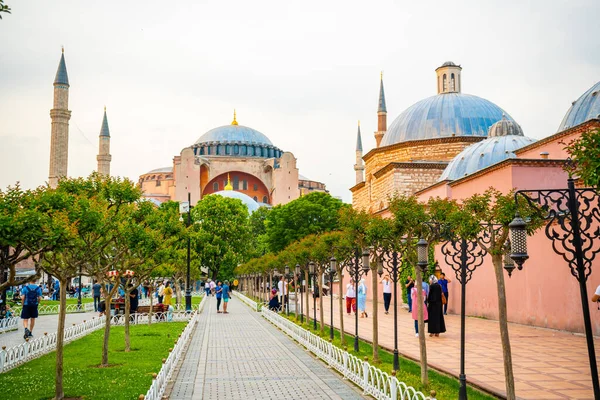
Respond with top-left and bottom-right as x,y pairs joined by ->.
439,135 -> 536,181
558,81 -> 600,132
381,93 -> 514,146
195,124 -> 273,146
210,190 -> 260,214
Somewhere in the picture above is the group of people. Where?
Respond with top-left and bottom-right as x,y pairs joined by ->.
405,274 -> 448,337
344,278 -> 368,317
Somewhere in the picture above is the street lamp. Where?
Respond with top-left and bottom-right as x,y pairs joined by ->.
295,264 -> 303,323
509,178 -> 600,398
179,193 -> 192,312
378,250 -> 404,372
327,257 -> 337,341
284,264 -> 290,316
309,261 -> 317,330
344,248 -> 370,352
77,264 -> 83,308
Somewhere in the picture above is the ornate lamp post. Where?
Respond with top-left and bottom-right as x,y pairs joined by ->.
309,261 -> 317,330
328,257 -> 337,341
509,178 -> 600,398
179,193 -> 192,312
77,264 -> 83,308
295,264 -> 303,323
439,235 -> 487,400
343,248 -> 370,352
284,264 -> 291,316
378,250 -> 404,372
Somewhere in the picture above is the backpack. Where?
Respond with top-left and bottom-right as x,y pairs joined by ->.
25,284 -> 39,306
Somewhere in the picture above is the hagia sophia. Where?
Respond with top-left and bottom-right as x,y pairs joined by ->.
46,49 -> 600,334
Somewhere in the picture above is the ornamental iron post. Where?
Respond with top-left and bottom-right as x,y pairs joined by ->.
441,237 -> 487,400
343,248 -> 370,352
186,192 -> 192,312
77,263 -> 82,308
510,178 -> 600,398
296,264 -> 303,324
379,249 -> 404,372
328,257 -> 337,341
309,261 -> 317,330
284,264 -> 290,316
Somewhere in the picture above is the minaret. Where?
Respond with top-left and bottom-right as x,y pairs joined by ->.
354,121 -> 365,184
374,72 -> 387,148
48,48 -> 71,188
96,107 -> 112,176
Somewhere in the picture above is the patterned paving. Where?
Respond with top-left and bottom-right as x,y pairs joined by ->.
168,297 -> 365,400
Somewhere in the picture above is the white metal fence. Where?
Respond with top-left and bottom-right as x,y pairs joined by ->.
0,308 -> 195,374
233,291 -> 431,400
143,294 -> 207,400
0,316 -> 19,334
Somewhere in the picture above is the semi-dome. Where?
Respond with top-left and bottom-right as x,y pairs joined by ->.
488,115 -> 524,137
439,135 -> 536,181
381,93 -> 515,146
210,190 -> 259,214
558,81 -> 600,132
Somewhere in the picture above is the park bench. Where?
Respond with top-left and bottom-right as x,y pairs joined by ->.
136,304 -> 165,314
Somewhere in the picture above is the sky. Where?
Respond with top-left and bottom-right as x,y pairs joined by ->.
1,0 -> 599,203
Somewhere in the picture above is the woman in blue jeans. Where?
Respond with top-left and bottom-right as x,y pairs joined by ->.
215,281 -> 223,313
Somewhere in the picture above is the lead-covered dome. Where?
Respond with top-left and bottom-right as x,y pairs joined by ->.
439,135 -> 536,181
381,93 -> 515,146
558,81 -> 600,132
195,125 -> 273,146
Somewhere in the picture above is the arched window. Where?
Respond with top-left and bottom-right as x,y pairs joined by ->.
451,73 -> 455,92
233,175 -> 239,190
234,144 -> 239,155
242,180 -> 248,190
443,74 -> 447,92
213,182 -> 219,191
199,147 -> 204,155
253,196 -> 258,202
262,196 -> 268,204
241,145 -> 247,156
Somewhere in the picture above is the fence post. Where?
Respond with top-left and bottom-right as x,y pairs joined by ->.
342,352 -> 348,379
390,373 -> 397,400
362,357 -> 369,393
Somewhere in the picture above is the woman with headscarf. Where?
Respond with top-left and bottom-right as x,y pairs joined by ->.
411,283 -> 428,337
268,289 -> 280,311
427,275 -> 446,337
357,278 -> 368,318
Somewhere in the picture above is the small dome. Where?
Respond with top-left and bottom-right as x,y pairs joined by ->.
195,125 -> 273,146
441,61 -> 457,67
488,115 -> 524,137
558,81 -> 600,132
144,166 -> 173,175
439,135 -> 537,181
381,93 -> 515,145
210,190 -> 259,214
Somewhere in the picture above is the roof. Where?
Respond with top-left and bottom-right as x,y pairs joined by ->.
195,124 -> 273,146
558,81 -> 600,132
100,109 -> 110,137
144,167 -> 173,174
378,75 -> 387,113
381,93 -> 514,146
211,190 -> 259,214
54,51 -> 69,86
356,123 -> 363,152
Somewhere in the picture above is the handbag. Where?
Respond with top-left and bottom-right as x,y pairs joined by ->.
441,292 -> 447,305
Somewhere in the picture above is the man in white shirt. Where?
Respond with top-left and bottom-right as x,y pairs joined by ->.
209,280 -> 216,296
158,282 -> 165,304
345,279 -> 356,315
277,277 -> 284,311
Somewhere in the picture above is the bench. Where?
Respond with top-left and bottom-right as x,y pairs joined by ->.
136,304 -> 165,314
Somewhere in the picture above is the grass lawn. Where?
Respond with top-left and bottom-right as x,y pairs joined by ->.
40,297 -> 94,306
2,322 -> 187,399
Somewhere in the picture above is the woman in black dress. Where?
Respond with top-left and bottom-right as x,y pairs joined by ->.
427,275 -> 446,337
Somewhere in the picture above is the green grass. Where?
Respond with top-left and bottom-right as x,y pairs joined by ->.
2,322 -> 187,399
39,297 -> 94,306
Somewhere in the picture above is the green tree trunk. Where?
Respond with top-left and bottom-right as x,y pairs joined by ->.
124,288 -> 131,352
54,280 -> 68,400
416,267 -> 428,385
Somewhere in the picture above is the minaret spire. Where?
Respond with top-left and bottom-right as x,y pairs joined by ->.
354,121 -> 365,185
97,107 -> 112,176
48,48 -> 72,188
375,72 -> 387,148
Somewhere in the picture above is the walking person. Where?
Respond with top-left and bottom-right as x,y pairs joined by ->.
358,278 -> 368,318
158,281 -> 165,304
438,272 -> 451,315
204,280 -> 211,297
405,276 -> 415,312
411,285 -> 428,337
222,280 -> 231,314
427,276 -> 446,337
92,280 -> 102,312
163,282 -> 173,306
210,279 -> 216,296
345,278 -> 356,315
20,277 -> 42,339
381,274 -> 392,315
215,281 -> 223,313
129,284 -> 139,314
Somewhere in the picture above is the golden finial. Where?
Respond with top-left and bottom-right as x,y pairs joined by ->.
61,46 -> 64,53
104,105 -> 106,112
358,120 -> 360,127
224,173 -> 233,190
380,71 -> 383,80
231,109 -> 238,126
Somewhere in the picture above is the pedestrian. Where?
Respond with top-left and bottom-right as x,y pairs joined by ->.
381,274 -> 392,314
129,284 -> 139,314
163,282 -> 173,306
268,289 -> 280,311
411,285 -> 428,337
405,276 -> 415,312
158,281 -> 165,304
427,275 -> 446,337
204,280 -> 211,297
98,286 -> 106,317
438,272 -> 451,315
92,280 -> 102,312
222,280 -> 231,314
358,278 -> 368,318
210,279 -> 216,296
345,278 -> 356,315
52,279 -> 60,301
215,281 -> 223,313
20,277 -> 42,339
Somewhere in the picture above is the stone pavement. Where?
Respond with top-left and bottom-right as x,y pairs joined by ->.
167,296 -> 366,400
313,296 -> 599,400
0,311 -> 97,348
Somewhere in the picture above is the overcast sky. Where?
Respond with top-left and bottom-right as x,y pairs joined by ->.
1,0 -> 599,202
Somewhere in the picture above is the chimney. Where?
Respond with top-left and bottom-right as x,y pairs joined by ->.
540,152 -> 549,159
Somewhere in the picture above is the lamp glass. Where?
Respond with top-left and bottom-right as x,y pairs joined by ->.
309,262 -> 315,275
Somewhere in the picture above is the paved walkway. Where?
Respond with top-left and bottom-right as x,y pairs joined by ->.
167,297 -> 366,400
0,311 -> 97,348
306,295 -> 599,400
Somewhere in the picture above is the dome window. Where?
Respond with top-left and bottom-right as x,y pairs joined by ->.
262,196 -> 268,204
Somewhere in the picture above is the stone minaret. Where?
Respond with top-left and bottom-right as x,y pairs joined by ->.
97,107 -> 112,176
48,48 -> 71,188
374,72 -> 387,148
354,121 -> 365,184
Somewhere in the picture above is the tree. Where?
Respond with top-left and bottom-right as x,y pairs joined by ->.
564,128 -> 600,188
192,194 -> 251,281
0,0 -> 10,19
248,206 -> 271,257
265,192 -> 347,252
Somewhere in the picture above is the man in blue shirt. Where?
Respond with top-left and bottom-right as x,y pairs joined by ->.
222,281 -> 231,314
438,272 -> 450,315
92,280 -> 102,312
21,277 -> 42,339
